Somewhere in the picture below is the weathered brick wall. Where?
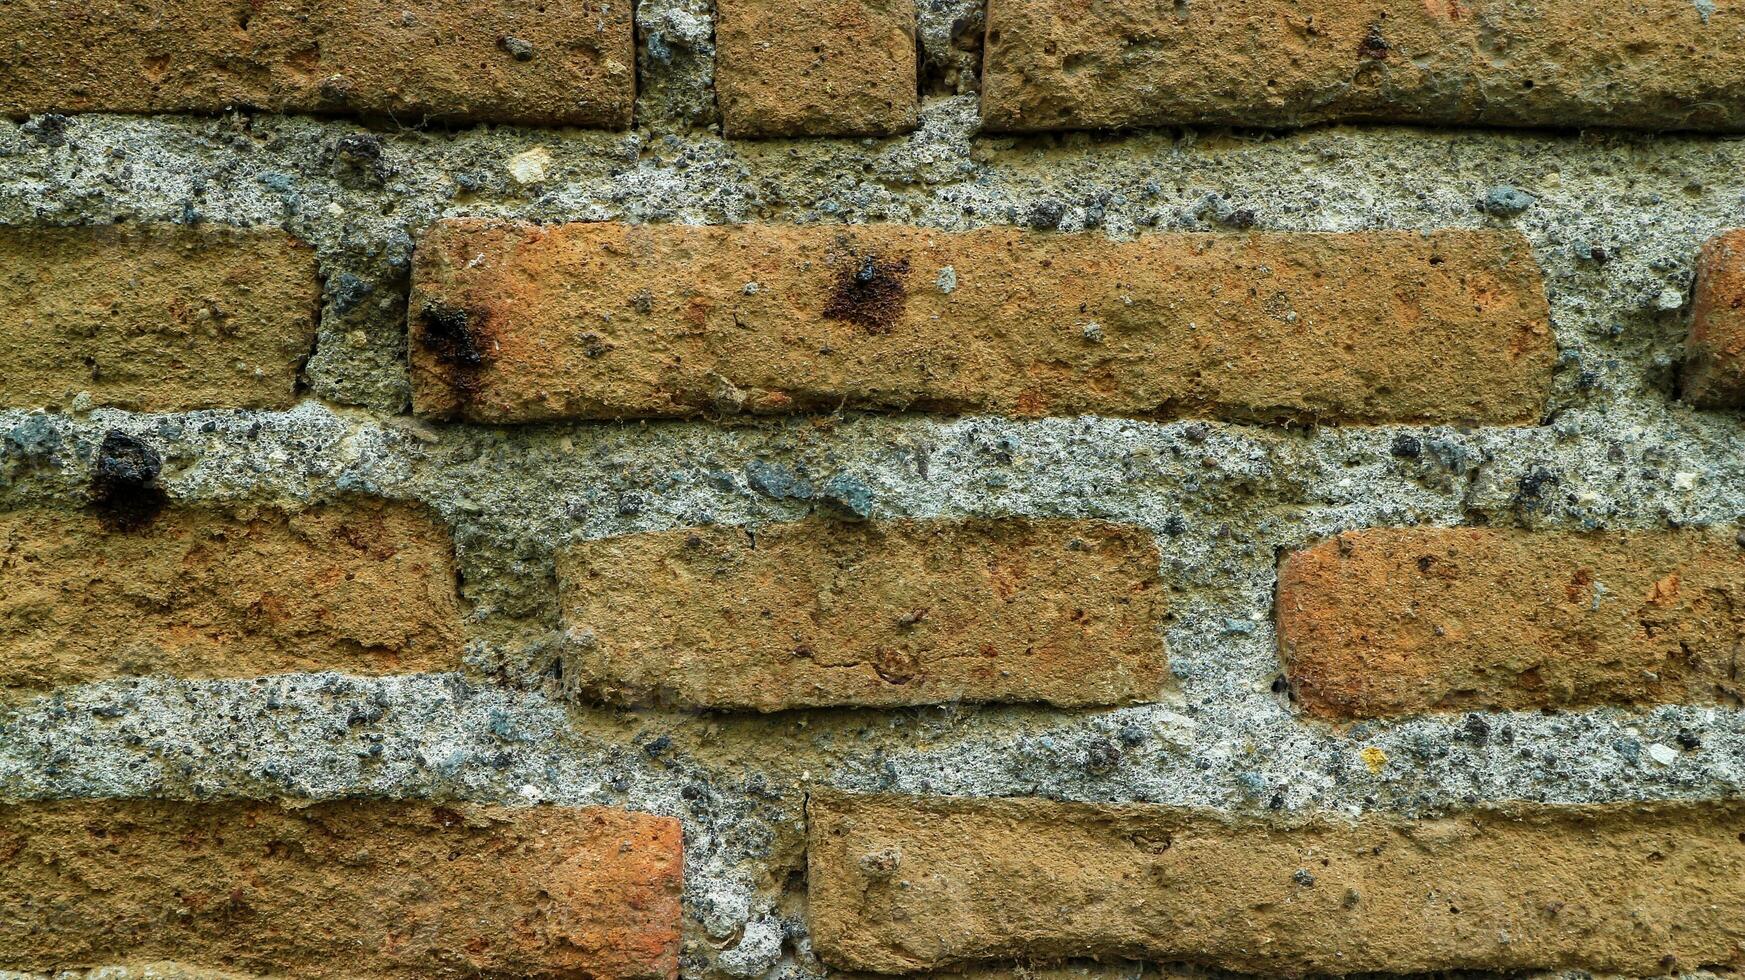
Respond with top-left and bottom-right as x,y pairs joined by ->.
3,2 -> 1745,978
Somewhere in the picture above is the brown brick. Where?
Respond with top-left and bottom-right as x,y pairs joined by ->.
716,0 -> 919,137
0,501 -> 462,694
1277,528 -> 1745,720
409,220 -> 1553,425
0,799 -> 682,979
982,0 -> 1745,133
558,518 -> 1166,711
1685,231 -> 1745,407
808,791 -> 1745,974
0,225 -> 317,412
0,0 -> 633,127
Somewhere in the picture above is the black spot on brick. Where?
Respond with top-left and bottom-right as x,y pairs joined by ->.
823,253 -> 910,334
416,301 -> 492,400
89,430 -> 168,532
1359,24 -> 1390,59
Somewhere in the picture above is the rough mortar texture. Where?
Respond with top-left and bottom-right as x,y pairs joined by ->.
5,11 -> 1745,977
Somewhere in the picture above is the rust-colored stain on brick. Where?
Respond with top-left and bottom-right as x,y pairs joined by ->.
1277,528 -> 1745,719
409,220 -> 1554,426
0,800 -> 683,979
716,0 -> 919,137
808,791 -> 1745,974
0,224 -> 317,413
1685,230 -> 1745,407
558,518 -> 1167,711
0,0 -> 634,126
0,501 -> 463,694
982,0 -> 1745,132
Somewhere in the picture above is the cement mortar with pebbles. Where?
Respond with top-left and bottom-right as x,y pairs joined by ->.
5,47 -> 1745,980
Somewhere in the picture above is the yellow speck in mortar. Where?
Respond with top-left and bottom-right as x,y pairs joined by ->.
1361,747 -> 1388,773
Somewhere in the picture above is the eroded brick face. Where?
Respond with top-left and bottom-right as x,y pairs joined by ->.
0,501 -> 463,694
558,518 -> 1167,710
0,0 -> 634,126
716,0 -> 920,137
982,0 -> 1745,132
0,225 -> 317,412
0,800 -> 683,979
1276,528 -> 1745,719
408,220 -> 1554,425
808,792 -> 1745,974
1685,230 -> 1745,407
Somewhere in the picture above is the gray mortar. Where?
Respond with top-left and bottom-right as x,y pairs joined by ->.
5,5 -> 1745,976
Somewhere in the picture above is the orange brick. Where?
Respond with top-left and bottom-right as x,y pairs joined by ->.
408,220 -> 1554,425
0,799 -> 682,979
1685,230 -> 1745,407
0,0 -> 633,126
558,518 -> 1167,710
1277,528 -> 1745,720
808,791 -> 1745,974
982,0 -> 1745,132
0,224 -> 317,413
0,501 -> 463,694
716,0 -> 919,137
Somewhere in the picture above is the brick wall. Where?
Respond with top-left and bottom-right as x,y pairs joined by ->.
3,2 -> 1745,978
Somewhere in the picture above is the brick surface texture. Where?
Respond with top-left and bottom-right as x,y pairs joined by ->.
0,501 -> 463,694
8,0 -> 1745,976
0,0 -> 635,126
1277,528 -> 1745,719
716,0 -> 919,137
408,220 -> 1554,425
558,518 -> 1167,710
809,791 -> 1745,974
1686,230 -> 1745,407
981,0 -> 1745,133
0,224 -> 317,412
0,799 -> 683,979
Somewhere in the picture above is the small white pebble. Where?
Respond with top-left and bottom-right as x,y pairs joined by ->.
936,265 -> 957,294
1646,743 -> 1679,766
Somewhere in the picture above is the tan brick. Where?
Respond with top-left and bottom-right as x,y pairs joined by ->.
0,799 -> 682,979
0,501 -> 462,694
716,0 -> 919,137
408,220 -> 1554,425
1276,528 -> 1745,720
559,518 -> 1166,710
1685,230 -> 1745,407
982,0 -> 1745,133
808,791 -> 1745,974
0,225 -> 317,413
0,0 -> 633,127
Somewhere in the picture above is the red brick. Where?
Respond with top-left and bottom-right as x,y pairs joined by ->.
716,0 -> 919,137
0,224 -> 316,412
982,0 -> 1745,132
409,220 -> 1554,426
1277,528 -> 1745,719
0,501 -> 463,695
558,518 -> 1167,710
0,0 -> 634,127
1685,230 -> 1745,407
0,799 -> 682,979
808,791 -> 1745,974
